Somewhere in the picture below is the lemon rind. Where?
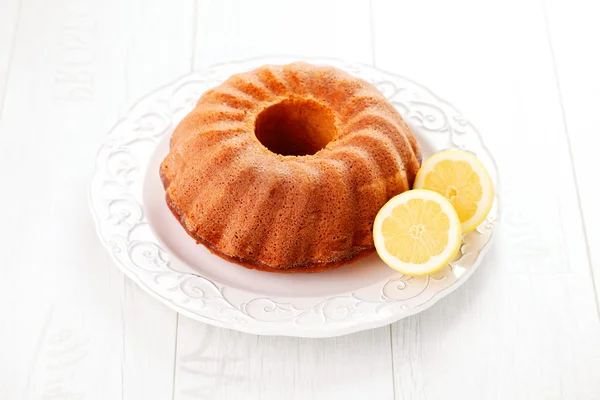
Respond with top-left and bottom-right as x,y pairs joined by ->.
373,189 -> 462,276
414,150 -> 494,234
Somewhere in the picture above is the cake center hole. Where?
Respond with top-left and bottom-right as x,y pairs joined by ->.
254,97 -> 337,156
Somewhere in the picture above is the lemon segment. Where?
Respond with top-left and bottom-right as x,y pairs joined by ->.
374,190 -> 462,276
414,150 -> 494,233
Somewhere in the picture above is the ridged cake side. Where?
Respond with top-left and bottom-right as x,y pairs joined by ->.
160,62 -> 421,272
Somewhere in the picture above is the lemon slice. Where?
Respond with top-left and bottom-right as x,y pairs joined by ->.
413,150 -> 494,233
373,190 -> 462,276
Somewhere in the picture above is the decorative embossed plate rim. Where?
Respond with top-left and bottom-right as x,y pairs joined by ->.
89,57 -> 499,338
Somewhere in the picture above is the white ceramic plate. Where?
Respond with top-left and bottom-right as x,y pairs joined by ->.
90,57 -> 499,338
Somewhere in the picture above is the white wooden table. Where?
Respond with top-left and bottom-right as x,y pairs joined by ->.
1,1 -> 600,399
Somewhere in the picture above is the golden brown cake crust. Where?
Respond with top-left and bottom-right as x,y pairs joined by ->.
160,62 -> 421,273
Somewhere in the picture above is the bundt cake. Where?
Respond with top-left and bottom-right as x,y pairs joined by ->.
160,62 -> 422,273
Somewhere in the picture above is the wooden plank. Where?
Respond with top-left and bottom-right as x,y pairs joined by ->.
0,5 -> 20,391
372,0 -> 600,398
116,1 -> 194,399
175,319 -> 394,400
0,0 -> 21,117
192,0 -> 373,69
0,0 -> 128,397
544,0 -> 600,308
0,0 -> 192,398
119,0 -> 195,104
173,1 -> 395,399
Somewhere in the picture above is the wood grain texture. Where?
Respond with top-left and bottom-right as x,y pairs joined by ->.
0,0 -> 21,118
192,0 -> 373,69
173,2 -> 396,399
175,318 -> 394,400
0,0 -> 128,397
116,1 -> 194,399
0,0 -> 191,398
373,0 -> 600,398
544,0 -> 600,309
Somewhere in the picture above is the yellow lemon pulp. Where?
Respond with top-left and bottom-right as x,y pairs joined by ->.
414,150 -> 494,233
374,190 -> 462,276
382,198 -> 450,263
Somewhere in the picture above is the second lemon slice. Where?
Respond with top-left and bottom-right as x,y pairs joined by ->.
414,150 -> 494,233
373,190 -> 462,276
